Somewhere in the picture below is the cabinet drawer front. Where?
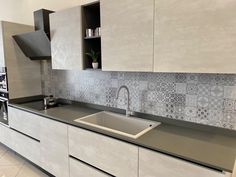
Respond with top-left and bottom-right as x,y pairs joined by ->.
8,107 -> 40,140
139,148 -> 226,177
0,124 -> 14,149
70,157 -> 111,177
40,118 -> 69,177
68,126 -> 138,177
12,129 -> 40,165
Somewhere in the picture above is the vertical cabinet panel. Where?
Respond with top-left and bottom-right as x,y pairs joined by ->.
2,22 -> 42,99
0,22 -> 5,67
50,6 -> 83,70
233,160 -> 236,177
68,126 -> 138,177
40,118 -> 69,177
100,0 -> 154,72
154,0 -> 236,73
0,124 -> 14,149
139,148 -> 226,177
69,158 -> 111,177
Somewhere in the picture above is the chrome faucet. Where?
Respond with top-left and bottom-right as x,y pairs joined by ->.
115,85 -> 134,117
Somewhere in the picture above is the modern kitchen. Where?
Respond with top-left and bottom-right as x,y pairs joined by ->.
0,0 -> 236,177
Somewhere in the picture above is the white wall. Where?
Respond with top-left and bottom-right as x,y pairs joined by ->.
0,0 -> 81,25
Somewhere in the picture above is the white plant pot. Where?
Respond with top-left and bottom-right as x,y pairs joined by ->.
92,62 -> 99,69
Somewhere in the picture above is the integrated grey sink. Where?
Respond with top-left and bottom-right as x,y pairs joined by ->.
74,111 -> 161,139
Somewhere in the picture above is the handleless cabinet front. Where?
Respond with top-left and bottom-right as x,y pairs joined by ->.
68,126 -> 138,177
50,6 -> 83,70
154,0 -> 236,73
40,118 -> 69,177
100,0 -> 154,72
70,157 -> 112,177
12,128 -> 40,166
0,123 -> 40,166
139,148 -> 228,177
8,107 -> 40,140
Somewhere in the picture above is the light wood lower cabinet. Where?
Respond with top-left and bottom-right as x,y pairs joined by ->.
69,157 -> 111,177
0,124 -> 14,149
12,128 -> 40,165
139,148 -> 227,177
8,107 -> 40,140
68,126 -> 138,177
0,123 -> 40,165
40,118 -> 69,177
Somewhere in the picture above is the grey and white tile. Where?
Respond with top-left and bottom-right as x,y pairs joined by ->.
42,62 -> 236,130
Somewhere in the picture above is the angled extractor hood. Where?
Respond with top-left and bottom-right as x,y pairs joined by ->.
13,9 -> 54,60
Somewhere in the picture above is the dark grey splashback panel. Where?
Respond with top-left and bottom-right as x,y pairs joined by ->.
41,61 -> 236,130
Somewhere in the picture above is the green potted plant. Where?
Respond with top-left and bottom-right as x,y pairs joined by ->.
86,49 -> 100,69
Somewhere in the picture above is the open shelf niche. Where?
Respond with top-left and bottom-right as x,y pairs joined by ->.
82,2 -> 101,70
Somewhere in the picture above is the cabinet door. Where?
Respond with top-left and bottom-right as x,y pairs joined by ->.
0,123 -> 14,149
0,124 -> 40,165
101,0 -> 154,72
40,118 -> 69,177
139,148 -> 226,177
50,6 -> 83,70
70,157 -> 111,177
68,126 -> 138,177
12,129 -> 40,165
154,0 -> 236,73
8,107 -> 40,140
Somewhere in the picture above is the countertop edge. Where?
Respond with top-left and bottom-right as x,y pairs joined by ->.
8,103 -> 236,173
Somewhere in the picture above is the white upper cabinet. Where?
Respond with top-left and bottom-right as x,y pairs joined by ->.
100,0 -> 154,72
154,0 -> 236,73
50,6 -> 83,70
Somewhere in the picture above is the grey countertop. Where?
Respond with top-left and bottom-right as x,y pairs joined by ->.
8,101 -> 236,173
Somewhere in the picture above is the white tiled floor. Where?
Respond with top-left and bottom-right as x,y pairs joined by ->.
0,143 -> 49,177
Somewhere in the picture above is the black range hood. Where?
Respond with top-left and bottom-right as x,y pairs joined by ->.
13,9 -> 54,60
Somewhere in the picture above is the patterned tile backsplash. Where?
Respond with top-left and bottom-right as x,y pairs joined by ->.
42,61 -> 236,130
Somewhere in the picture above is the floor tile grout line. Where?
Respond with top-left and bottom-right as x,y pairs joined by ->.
15,162 -> 26,177
0,149 -> 9,160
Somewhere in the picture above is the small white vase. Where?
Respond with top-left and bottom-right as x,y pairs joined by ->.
92,62 -> 99,69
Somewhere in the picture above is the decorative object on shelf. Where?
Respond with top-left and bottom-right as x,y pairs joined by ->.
86,28 -> 93,37
94,27 -> 101,37
85,49 -> 100,69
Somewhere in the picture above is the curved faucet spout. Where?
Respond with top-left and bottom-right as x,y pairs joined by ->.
115,85 -> 133,117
